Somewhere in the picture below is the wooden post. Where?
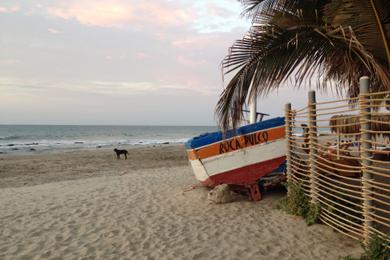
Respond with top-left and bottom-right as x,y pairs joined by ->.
285,103 -> 292,187
359,76 -> 373,243
308,90 -> 318,203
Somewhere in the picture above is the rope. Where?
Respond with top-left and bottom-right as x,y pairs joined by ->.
360,90 -> 390,96
363,164 -> 390,173
321,207 -> 364,229
367,188 -> 390,200
366,204 -> 390,215
290,149 -> 311,157
367,226 -> 390,240
288,139 -> 307,146
290,174 -> 311,187
315,179 -> 364,200
312,188 -> 363,209
314,97 -> 360,105
315,195 -> 364,222
321,208 -> 364,233
365,119 -> 390,125
311,130 -> 361,136
291,155 -> 310,163
360,104 -> 390,108
366,178 -> 390,188
314,142 -> 360,156
360,138 -> 390,148
314,191 -> 364,215
359,97 -> 390,102
313,147 -> 361,160
288,142 -> 309,151
363,149 -> 390,155
290,165 -> 311,180
365,194 -> 390,207
314,159 -> 361,177
319,216 -> 362,241
288,135 -> 308,140
367,210 -> 390,225
363,168 -> 390,178
362,129 -> 390,134
315,109 -> 361,117
312,169 -> 362,188
364,112 -> 390,116
295,106 -> 310,113
315,176 -> 362,195
290,159 -> 310,169
315,103 -> 358,111
366,183 -> 390,194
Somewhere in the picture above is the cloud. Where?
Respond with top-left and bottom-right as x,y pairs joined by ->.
0,59 -> 19,65
191,1 -> 250,33
176,55 -> 207,66
80,80 -> 217,96
47,1 -> 193,29
172,35 -> 219,48
48,28 -> 61,34
0,77 -> 217,97
135,52 -> 150,60
47,1 -> 134,28
45,0 -> 248,33
0,0 -> 249,124
139,2 -> 193,26
0,5 -> 20,13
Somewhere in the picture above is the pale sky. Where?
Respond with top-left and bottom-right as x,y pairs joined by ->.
0,0 -> 325,125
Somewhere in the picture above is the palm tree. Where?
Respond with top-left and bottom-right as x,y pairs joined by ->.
216,0 -> 390,130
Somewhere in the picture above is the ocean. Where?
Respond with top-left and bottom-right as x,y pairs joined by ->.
0,125 -> 217,154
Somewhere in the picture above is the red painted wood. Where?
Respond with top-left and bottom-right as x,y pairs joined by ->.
200,156 -> 286,187
247,184 -> 262,201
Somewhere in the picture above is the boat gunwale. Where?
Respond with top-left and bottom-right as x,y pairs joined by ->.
186,124 -> 285,152
185,117 -> 285,150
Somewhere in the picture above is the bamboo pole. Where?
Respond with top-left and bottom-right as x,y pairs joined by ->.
308,90 -> 319,203
285,103 -> 292,188
359,76 -> 374,244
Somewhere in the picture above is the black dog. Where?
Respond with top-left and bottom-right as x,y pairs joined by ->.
114,148 -> 128,160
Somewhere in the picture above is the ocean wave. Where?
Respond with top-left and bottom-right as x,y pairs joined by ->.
0,135 -> 24,141
0,138 -> 187,151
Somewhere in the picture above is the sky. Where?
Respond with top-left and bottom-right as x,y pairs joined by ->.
0,0 -> 327,126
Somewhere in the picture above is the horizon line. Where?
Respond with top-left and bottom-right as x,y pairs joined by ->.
0,123 -> 218,127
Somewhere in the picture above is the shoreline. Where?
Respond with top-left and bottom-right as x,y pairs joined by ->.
0,141 -> 186,156
0,124 -> 216,156
0,144 -> 188,189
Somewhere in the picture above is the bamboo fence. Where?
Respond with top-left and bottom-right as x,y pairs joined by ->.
285,76 -> 390,243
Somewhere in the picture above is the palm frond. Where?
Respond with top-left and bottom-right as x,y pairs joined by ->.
216,0 -> 390,130
324,0 -> 390,66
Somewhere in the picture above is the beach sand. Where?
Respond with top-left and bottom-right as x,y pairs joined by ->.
0,145 -> 362,259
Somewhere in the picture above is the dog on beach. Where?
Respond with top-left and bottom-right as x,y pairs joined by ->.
113,148 -> 128,160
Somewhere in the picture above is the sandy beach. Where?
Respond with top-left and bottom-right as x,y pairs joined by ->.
0,145 -> 362,259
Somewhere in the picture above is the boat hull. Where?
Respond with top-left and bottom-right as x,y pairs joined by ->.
186,118 -> 286,189
189,138 -> 286,187
199,157 -> 286,187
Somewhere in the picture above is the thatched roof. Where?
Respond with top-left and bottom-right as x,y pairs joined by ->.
329,114 -> 390,138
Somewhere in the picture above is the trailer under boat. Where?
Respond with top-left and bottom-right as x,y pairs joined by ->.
185,117 -> 287,201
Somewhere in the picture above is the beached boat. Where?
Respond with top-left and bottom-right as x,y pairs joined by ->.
185,117 -> 286,201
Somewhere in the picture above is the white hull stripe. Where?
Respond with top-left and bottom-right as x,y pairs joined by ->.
190,139 -> 286,181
